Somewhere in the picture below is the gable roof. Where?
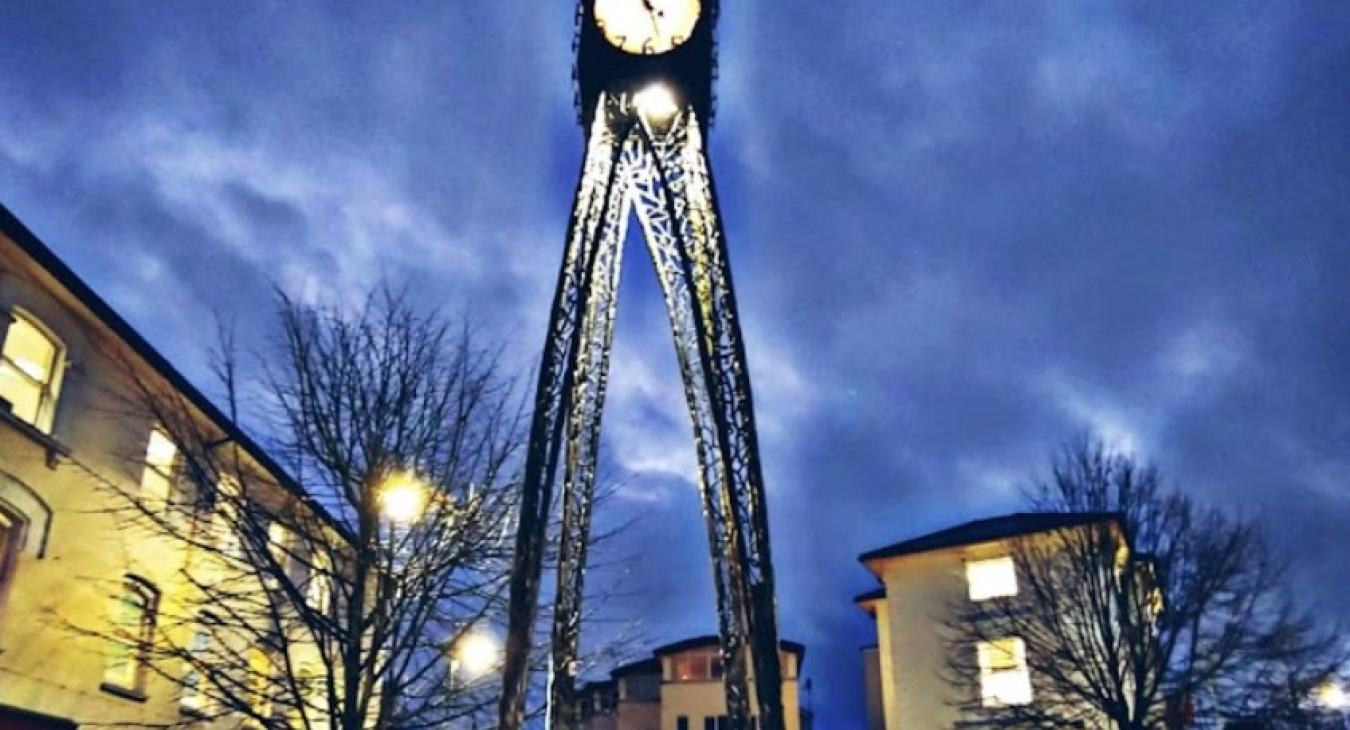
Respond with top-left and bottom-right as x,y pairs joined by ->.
858,511 -> 1121,566
652,634 -> 806,663
0,202 -> 344,535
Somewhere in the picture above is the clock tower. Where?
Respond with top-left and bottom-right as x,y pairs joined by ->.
499,3 -> 787,730
575,0 -> 715,127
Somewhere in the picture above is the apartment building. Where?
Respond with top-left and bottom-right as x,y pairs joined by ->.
579,635 -> 811,730
0,203 -> 331,729
854,512 -> 1123,730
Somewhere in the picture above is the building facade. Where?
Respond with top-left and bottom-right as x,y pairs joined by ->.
855,512 -> 1123,730
0,203 -> 328,729
580,636 -> 811,730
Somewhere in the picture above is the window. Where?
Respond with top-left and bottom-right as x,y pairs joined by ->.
181,615 -> 214,713
977,638 -> 1033,707
268,520 -> 292,572
677,718 -> 689,730
672,649 -> 719,681
0,506 -> 24,610
104,577 -> 158,692
211,478 -> 243,560
966,555 -> 1018,601
289,661 -> 323,728
256,519 -> 294,589
0,310 -> 63,433
140,428 -> 178,504
247,648 -> 275,722
306,549 -> 332,613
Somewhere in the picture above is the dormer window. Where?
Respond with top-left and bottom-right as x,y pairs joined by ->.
0,310 -> 65,433
966,555 -> 1018,601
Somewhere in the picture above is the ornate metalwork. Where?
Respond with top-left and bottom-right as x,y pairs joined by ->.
499,92 -> 784,730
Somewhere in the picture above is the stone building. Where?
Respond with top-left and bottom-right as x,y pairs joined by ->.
579,635 -> 811,730
0,203 -> 329,729
855,512 -> 1123,730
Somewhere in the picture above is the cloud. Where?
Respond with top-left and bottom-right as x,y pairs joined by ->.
4,3 -> 1350,728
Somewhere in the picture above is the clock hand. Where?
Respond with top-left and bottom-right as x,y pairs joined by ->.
642,0 -> 662,41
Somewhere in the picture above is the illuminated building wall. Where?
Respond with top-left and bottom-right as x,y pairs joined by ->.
855,513 -> 1123,730
0,204 -> 321,729
580,636 -> 810,730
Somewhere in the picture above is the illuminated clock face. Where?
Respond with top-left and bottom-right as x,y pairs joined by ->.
594,0 -> 701,55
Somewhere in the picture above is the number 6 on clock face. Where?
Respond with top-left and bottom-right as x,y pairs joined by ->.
593,0 -> 701,55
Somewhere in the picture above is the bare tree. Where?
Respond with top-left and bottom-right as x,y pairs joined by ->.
68,287 -> 533,730
944,437 -> 1345,729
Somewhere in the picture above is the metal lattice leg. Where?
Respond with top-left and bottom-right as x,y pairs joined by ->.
548,130 -> 642,730
629,111 -> 782,730
673,119 -> 787,730
499,98 -> 632,730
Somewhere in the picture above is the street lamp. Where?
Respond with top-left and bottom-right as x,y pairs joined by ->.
1317,680 -> 1348,711
453,631 -> 501,678
378,472 -> 427,524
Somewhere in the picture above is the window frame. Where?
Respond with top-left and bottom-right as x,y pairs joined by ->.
976,637 -> 1033,708
180,612 -> 216,715
965,555 -> 1019,602
139,427 -> 179,506
305,548 -> 333,613
247,647 -> 276,724
102,575 -> 159,697
0,502 -> 28,617
0,308 -> 66,434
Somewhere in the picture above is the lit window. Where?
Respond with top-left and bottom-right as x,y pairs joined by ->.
673,650 -> 716,681
211,478 -> 243,560
306,549 -> 332,612
966,556 -> 1018,601
0,311 -> 63,433
977,638 -> 1033,707
289,661 -> 323,728
181,616 -> 213,713
268,521 -> 293,577
140,428 -> 178,504
247,648 -> 275,722
104,577 -> 157,691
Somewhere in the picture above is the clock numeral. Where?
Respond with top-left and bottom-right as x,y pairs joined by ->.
642,39 -> 656,54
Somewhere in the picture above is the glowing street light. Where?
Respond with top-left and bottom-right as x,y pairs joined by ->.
452,631 -> 501,679
1317,681 -> 1348,711
378,472 -> 427,524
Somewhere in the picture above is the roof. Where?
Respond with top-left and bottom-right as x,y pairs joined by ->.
652,634 -> 806,662
853,586 -> 885,604
610,657 -> 661,677
0,202 -> 344,535
858,511 -> 1121,565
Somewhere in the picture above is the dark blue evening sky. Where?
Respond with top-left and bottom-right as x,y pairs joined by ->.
4,3 -> 1350,727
